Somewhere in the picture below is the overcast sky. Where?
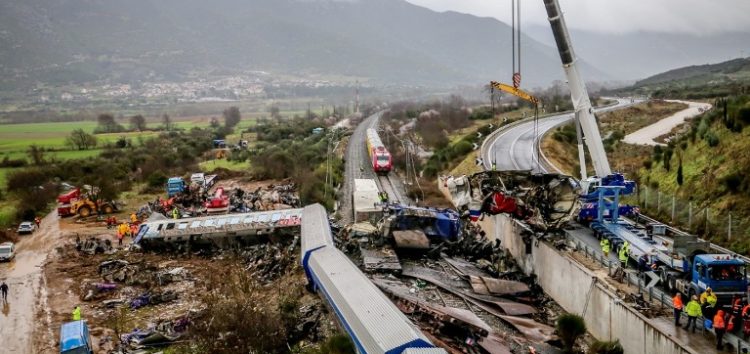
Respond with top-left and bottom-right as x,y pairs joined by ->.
404,0 -> 750,35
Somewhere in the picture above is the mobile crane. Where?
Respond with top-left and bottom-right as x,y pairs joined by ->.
543,0 -> 746,305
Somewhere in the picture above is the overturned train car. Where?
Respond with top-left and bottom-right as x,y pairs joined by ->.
134,209 -> 302,249
301,204 -> 447,354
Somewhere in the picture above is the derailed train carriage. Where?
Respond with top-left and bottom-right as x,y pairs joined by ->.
301,204 -> 447,354
134,209 -> 302,250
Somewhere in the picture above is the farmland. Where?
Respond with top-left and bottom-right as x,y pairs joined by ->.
0,115 -> 258,189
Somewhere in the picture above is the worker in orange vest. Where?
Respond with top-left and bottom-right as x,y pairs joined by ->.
672,292 -> 683,326
714,309 -> 727,350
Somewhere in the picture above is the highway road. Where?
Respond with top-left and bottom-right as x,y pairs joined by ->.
482,98 -> 636,173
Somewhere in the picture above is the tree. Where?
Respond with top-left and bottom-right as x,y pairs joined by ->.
556,313 -> 587,353
27,144 -> 45,166
162,113 -> 173,131
223,106 -> 241,128
96,113 -> 124,133
676,159 -> 684,186
268,105 -> 280,119
210,117 -> 221,128
129,114 -> 146,131
66,129 -> 98,150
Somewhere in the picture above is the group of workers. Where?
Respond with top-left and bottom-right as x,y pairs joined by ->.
598,238 -> 631,268
114,213 -> 140,246
673,287 -> 750,350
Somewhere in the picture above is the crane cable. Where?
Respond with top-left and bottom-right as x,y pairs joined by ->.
511,0 -> 540,171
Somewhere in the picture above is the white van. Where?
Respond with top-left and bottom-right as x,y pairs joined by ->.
0,242 -> 15,262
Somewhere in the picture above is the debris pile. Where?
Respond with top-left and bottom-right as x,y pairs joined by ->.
76,236 -> 114,254
445,171 -> 580,231
240,241 -> 299,282
146,181 -> 301,218
119,314 -> 193,350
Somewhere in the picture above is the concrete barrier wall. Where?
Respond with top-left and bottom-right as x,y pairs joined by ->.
481,214 -> 699,354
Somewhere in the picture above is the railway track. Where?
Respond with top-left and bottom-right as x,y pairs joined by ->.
376,174 -> 405,204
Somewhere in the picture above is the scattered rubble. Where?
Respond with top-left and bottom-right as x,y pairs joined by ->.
444,171 -> 580,231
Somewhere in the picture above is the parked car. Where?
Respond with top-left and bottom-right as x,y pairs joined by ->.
0,242 -> 15,262
17,221 -> 36,234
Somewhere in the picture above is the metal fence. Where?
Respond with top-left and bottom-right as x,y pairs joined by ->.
622,186 -> 749,248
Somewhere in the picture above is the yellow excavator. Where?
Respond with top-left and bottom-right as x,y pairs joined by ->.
70,198 -> 117,218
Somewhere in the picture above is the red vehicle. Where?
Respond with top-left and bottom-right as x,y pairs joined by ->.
365,128 -> 392,174
205,187 -> 229,214
57,188 -> 81,216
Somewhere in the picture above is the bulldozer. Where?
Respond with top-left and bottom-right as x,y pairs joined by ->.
69,198 -> 118,218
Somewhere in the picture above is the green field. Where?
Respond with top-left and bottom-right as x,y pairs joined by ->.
0,117 -> 258,191
199,159 -> 251,172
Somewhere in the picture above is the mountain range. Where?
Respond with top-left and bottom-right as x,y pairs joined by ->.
0,0 -> 606,91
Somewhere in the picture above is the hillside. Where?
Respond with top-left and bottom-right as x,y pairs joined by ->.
0,0 -> 607,92
636,96 -> 750,252
525,25 -> 750,81
611,57 -> 750,98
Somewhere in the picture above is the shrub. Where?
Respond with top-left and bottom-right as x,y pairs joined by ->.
147,171 -> 168,189
557,313 -> 587,353
722,172 -> 743,193
704,131 -> 720,147
453,140 -> 474,156
642,159 -> 653,170
589,340 -> 624,354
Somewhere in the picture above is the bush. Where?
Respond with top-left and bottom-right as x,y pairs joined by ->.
453,141 -> 474,156
722,172 -> 743,193
589,340 -> 624,354
147,171 -> 168,189
557,313 -> 587,353
704,131 -> 720,147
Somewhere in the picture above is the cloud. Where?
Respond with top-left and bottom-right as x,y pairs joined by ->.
405,0 -> 750,35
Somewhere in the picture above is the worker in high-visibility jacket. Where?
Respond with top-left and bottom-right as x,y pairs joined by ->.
72,306 -> 82,321
673,292 -> 684,326
172,207 -> 179,219
683,295 -> 702,333
714,309 -> 727,350
701,288 -> 718,319
130,212 -> 138,223
600,238 -> 610,257
618,244 -> 629,268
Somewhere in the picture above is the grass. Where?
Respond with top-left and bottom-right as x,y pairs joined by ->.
0,116 -> 258,190
541,100 -> 689,177
199,159 -> 251,173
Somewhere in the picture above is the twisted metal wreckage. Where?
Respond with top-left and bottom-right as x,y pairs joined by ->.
445,171 -> 580,232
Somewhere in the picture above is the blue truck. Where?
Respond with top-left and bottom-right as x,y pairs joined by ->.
60,320 -> 94,354
166,177 -> 186,197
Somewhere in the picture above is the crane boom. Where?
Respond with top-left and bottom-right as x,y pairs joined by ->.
543,0 -> 611,177
489,81 -> 540,105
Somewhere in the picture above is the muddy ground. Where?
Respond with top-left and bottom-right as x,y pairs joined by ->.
1,178 -> 333,354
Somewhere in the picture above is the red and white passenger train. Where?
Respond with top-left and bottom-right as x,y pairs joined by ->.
365,128 -> 392,174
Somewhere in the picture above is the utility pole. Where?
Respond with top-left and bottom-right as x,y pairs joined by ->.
355,81 -> 360,114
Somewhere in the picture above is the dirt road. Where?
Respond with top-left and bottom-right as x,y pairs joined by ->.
0,212 -> 62,353
622,100 -> 712,145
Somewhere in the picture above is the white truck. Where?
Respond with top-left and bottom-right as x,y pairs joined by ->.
190,173 -> 217,190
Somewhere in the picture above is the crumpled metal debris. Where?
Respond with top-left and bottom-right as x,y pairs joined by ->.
120,315 -> 191,349
98,260 -> 190,287
76,236 -> 114,255
240,242 -> 298,282
445,171 -> 580,231
130,290 -> 178,309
